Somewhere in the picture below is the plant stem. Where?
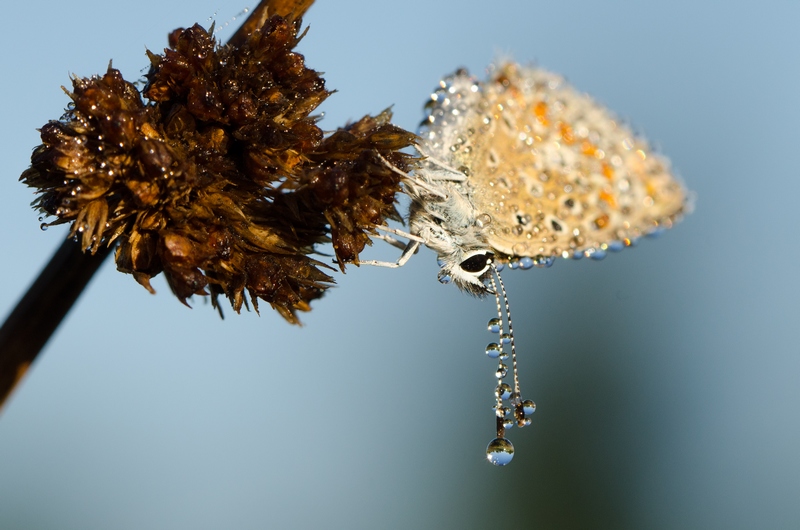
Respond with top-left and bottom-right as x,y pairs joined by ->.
0,241 -> 111,409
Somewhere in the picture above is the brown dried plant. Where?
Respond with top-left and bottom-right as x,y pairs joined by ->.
20,15 -> 416,323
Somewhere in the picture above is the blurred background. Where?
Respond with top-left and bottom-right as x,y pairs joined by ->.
1,1 -> 798,528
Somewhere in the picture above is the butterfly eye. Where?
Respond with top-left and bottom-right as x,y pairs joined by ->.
459,252 -> 493,273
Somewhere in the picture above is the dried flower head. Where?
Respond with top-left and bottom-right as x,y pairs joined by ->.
21,16 -> 416,323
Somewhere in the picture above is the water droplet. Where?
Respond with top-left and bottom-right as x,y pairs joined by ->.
589,249 -> 607,260
522,400 -> 536,416
494,405 -> 510,418
496,383 -> 512,400
500,333 -> 511,345
486,438 -> 514,466
608,240 -> 625,252
495,363 -> 508,379
518,256 -> 534,269
503,419 -> 515,429
517,417 -> 532,428
487,318 -> 502,333
37,216 -> 43,222
485,343 -> 502,359
39,223 -> 49,231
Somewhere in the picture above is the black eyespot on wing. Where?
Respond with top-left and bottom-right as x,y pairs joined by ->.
460,252 -> 493,273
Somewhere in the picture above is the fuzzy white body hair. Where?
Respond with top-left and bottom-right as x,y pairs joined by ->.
405,162 -> 495,295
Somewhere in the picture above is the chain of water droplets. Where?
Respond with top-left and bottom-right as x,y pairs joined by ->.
485,264 -> 536,466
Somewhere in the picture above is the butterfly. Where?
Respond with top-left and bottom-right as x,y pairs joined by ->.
366,62 -> 688,465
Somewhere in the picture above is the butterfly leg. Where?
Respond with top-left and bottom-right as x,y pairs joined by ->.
359,240 -> 421,268
375,152 -> 452,199
375,225 -> 424,243
370,232 -> 407,250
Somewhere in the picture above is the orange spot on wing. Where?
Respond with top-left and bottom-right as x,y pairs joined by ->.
599,189 -> 618,209
534,101 -> 549,126
559,122 -> 575,144
602,162 -> 614,180
594,214 -> 610,229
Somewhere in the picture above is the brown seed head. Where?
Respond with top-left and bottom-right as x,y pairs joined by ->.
21,16 -> 416,323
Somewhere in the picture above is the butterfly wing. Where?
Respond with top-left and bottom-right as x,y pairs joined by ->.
431,63 -> 687,261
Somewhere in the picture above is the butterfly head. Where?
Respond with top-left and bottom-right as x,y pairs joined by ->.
437,249 -> 495,296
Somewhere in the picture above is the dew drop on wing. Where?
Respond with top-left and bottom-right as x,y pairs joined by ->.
608,240 -> 625,252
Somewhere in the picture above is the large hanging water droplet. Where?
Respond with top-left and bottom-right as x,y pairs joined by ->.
487,318 -> 502,333
485,343 -> 502,359
40,223 -> 49,231
486,438 -> 514,466
496,383 -> 512,400
522,400 -> 536,416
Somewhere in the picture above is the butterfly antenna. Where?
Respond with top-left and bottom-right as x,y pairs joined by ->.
485,263 -> 536,466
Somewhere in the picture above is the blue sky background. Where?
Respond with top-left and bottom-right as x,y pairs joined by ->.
1,1 -> 798,528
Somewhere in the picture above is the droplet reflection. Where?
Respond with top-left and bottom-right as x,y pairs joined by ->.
486,438 -> 514,466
